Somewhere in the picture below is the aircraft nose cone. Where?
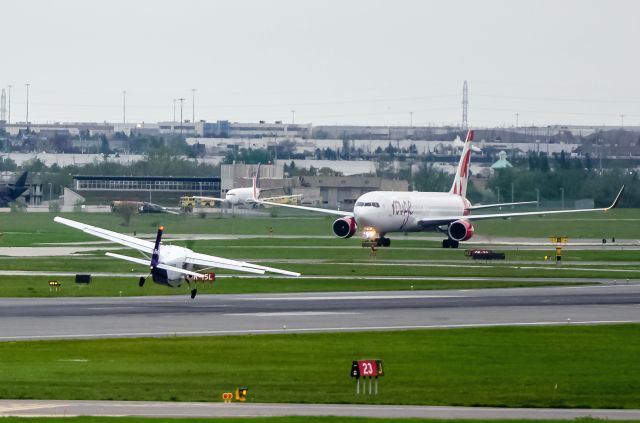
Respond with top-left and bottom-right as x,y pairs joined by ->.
354,207 -> 373,227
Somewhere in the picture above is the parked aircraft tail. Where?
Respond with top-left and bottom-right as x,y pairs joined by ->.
449,130 -> 474,197
13,171 -> 28,188
252,163 -> 262,200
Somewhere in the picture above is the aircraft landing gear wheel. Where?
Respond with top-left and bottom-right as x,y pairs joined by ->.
381,237 -> 391,247
442,239 -> 459,249
190,289 -> 198,299
139,276 -> 146,287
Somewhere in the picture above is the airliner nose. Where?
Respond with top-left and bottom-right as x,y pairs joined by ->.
354,205 -> 373,227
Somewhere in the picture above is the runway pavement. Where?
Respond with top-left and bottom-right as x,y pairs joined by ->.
1,399 -> 640,419
1,284 -> 639,341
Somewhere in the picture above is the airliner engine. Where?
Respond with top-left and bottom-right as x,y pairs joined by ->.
448,219 -> 474,241
332,216 -> 357,238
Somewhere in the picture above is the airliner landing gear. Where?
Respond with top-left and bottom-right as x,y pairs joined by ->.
442,239 -> 459,249
363,237 -> 391,249
139,276 -> 146,287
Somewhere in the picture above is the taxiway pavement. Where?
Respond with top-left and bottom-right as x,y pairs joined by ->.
1,399 -> 640,420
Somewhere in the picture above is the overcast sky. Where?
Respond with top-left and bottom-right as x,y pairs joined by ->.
3,0 -> 639,127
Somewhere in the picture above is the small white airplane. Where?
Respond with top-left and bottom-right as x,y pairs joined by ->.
54,216 -> 300,298
195,166 -> 301,207
254,130 -> 624,249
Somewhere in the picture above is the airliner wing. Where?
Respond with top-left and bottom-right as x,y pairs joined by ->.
255,199 -> 354,217
252,176 -> 353,216
260,194 -> 303,202
467,201 -> 537,211
185,251 -> 300,277
54,216 -> 154,253
419,185 -> 624,227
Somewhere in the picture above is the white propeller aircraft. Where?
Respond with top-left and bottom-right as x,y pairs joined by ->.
54,216 -> 300,298
253,130 -> 624,249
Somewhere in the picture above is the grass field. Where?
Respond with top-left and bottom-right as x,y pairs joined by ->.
0,212 -> 638,297
1,209 -> 640,246
0,275 -> 586,297
2,325 -> 639,409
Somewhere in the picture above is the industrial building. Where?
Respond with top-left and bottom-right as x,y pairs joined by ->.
72,175 -> 221,205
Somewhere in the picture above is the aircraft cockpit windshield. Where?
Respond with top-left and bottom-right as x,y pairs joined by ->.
356,202 -> 380,208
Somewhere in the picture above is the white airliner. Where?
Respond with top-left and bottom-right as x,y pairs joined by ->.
195,167 -> 300,207
54,216 -> 300,298
254,130 -> 624,248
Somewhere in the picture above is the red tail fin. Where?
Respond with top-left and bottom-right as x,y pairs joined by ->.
449,130 -> 474,197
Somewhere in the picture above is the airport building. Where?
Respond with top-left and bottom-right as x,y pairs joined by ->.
294,176 -> 409,208
72,175 -> 221,205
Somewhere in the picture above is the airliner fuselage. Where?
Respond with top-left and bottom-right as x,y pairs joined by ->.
354,191 -> 469,234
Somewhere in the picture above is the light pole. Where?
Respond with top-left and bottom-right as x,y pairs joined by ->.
515,112 -> 519,128
7,85 -> 11,124
409,111 -> 413,128
25,83 -> 30,127
534,188 -> 540,210
497,187 -> 501,203
173,99 -> 177,122
48,182 -> 52,204
560,187 -> 564,209
620,114 -> 625,128
178,98 -> 185,135
122,90 -> 126,124
291,109 -> 295,124
192,88 -> 196,123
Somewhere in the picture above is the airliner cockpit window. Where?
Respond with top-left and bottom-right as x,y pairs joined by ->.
356,202 -> 364,207
372,202 -> 380,208
364,202 -> 372,207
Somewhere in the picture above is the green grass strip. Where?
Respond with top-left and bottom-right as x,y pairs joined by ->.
1,325 -> 639,409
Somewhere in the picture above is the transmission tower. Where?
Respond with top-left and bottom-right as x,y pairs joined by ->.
0,89 -> 6,122
461,80 -> 468,129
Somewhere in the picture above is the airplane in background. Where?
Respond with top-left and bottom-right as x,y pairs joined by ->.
110,200 -> 181,215
0,171 -> 28,207
54,216 -> 300,298
254,130 -> 625,249
195,165 -> 300,207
